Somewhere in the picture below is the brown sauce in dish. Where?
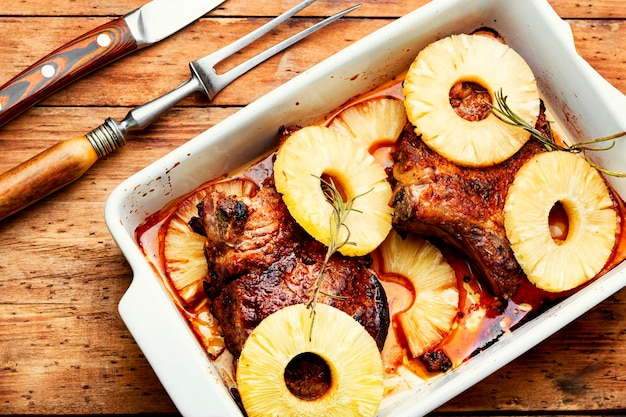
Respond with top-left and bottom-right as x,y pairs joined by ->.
375,206 -> 626,378
135,72 -> 626,386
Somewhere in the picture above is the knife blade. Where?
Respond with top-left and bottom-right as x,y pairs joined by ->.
0,0 -> 225,128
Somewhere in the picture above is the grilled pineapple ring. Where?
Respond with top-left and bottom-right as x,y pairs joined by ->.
328,97 -> 406,150
379,231 -> 459,358
237,303 -> 384,417
504,151 -> 617,292
403,33 -> 540,167
274,125 -> 393,256
163,179 -> 256,302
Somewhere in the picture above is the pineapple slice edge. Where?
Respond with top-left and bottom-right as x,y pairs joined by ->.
274,125 -> 394,257
403,33 -> 540,167
236,303 -> 384,417
504,151 -> 618,292
379,230 -> 460,358
328,97 -> 407,151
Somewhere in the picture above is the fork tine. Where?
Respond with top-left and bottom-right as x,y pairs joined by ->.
101,1 -> 360,144
193,3 -> 361,97
203,0 -> 317,66
223,5 -> 361,83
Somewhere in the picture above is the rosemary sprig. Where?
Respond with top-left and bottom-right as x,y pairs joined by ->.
306,175 -> 371,340
490,89 -> 626,177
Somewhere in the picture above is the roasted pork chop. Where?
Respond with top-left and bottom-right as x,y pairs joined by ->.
195,181 -> 389,358
391,111 -> 552,299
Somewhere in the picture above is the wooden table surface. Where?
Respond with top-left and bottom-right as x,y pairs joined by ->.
1,0 -> 625,415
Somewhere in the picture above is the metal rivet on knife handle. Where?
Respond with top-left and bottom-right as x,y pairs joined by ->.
0,21 -> 137,126
0,0 -> 361,221
0,0 -> 226,128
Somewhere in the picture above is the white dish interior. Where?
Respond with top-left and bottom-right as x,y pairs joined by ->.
105,0 -> 626,415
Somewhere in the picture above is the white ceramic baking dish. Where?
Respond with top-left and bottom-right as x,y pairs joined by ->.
105,0 -> 626,415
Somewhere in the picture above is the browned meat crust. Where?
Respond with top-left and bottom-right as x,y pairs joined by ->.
420,349 -> 453,373
197,182 -> 389,358
391,115 -> 550,299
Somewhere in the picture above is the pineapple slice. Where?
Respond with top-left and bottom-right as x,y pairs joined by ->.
403,33 -> 540,167
163,179 -> 256,302
328,97 -> 406,151
379,230 -> 459,357
274,125 -> 393,256
504,151 -> 617,292
237,303 -> 384,417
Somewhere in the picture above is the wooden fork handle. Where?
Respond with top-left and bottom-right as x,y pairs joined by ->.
0,136 -> 99,221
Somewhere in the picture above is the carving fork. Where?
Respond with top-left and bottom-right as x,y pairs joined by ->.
0,0 -> 360,221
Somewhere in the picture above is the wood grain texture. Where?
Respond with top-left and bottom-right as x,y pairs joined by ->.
0,135 -> 100,220
0,0 -> 624,415
0,17 -> 139,127
2,1 -> 626,18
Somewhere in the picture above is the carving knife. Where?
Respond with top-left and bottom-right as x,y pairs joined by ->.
0,0 -> 226,127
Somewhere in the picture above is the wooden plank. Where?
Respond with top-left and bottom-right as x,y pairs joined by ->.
549,0 -> 626,18
438,293 -> 626,413
0,107 -> 193,413
3,1 -> 423,18
0,17 -> 387,110
1,0 -> 626,19
570,19 -> 626,93
0,18 -> 623,111
0,305 -> 178,414
0,107 -> 239,174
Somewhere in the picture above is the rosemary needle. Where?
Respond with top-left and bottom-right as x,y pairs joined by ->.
306,175 -> 370,340
490,89 -> 626,177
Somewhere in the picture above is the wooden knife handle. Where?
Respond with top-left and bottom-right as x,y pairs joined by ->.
0,136 -> 99,221
0,18 -> 137,127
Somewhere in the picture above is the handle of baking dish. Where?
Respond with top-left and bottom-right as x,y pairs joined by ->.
118,267 -> 244,417
553,15 -> 626,116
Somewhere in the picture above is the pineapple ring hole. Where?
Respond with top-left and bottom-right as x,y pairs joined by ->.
449,81 -> 492,122
321,173 -> 349,204
283,352 -> 332,401
549,201 -> 569,242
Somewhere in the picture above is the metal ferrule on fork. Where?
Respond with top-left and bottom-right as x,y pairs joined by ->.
86,118 -> 127,158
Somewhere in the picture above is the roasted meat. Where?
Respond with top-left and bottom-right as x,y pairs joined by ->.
391,111 -> 552,299
196,181 -> 390,358
420,349 -> 453,373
